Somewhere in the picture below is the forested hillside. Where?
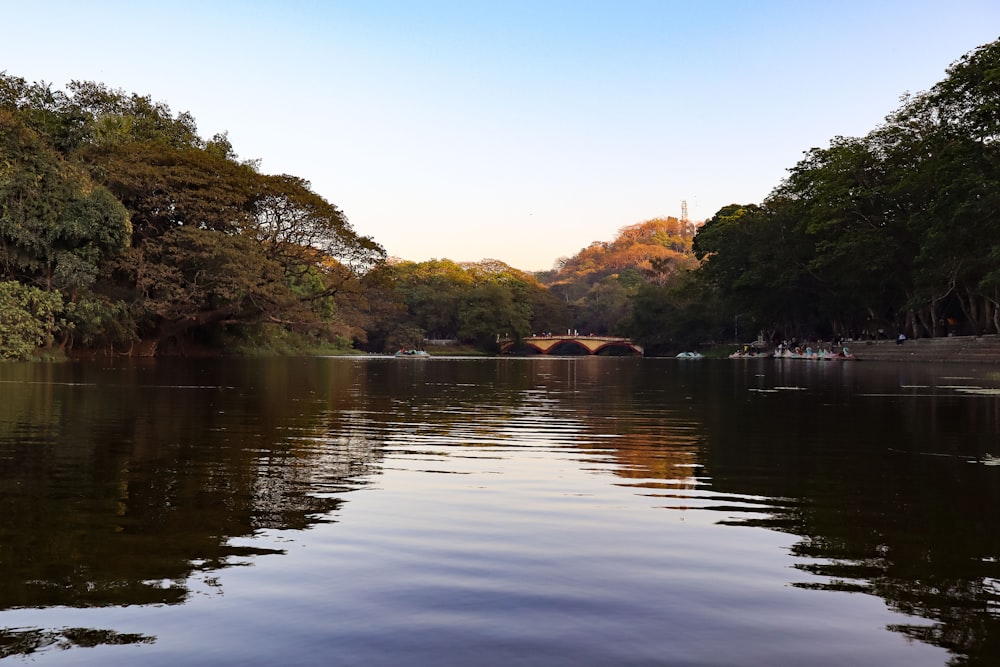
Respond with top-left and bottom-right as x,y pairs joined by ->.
536,217 -> 699,339
358,218 -> 701,354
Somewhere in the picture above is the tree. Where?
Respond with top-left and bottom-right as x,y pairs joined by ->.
1,112 -> 131,351
373,258 -> 545,351
458,282 -> 529,350
539,217 -> 700,336
625,271 -> 721,353
0,281 -> 64,359
1,74 -> 387,355
684,39 -> 1000,341
775,134 -> 917,336
1,112 -> 131,289
895,38 -> 1000,334
575,275 -> 634,336
526,284 -> 572,335
82,140 -> 383,351
67,80 -> 201,150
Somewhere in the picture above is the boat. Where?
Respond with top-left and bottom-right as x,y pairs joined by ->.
675,351 -> 703,359
729,350 -> 765,359
772,346 -> 854,360
394,349 -> 430,358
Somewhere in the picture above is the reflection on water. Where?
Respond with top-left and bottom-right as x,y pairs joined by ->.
0,357 -> 998,665
1,627 -> 155,658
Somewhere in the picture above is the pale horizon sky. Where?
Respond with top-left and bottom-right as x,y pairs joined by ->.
4,2 -> 998,271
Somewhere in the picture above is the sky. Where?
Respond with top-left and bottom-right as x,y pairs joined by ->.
3,2 -> 999,271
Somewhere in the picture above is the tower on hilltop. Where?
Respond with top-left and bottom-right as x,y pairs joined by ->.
681,200 -> 695,236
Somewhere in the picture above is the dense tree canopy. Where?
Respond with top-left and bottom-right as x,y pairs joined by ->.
363,258 -> 549,352
689,38 -> 1000,343
0,111 -> 131,291
0,72 -> 384,357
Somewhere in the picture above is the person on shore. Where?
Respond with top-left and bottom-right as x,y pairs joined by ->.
897,333 -> 907,345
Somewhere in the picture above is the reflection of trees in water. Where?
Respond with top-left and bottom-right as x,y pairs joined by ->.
385,358 -> 1000,666
0,627 -> 156,658
460,358 -> 1000,666
4,358 -> 999,663
694,363 -> 1000,666
780,460 -> 1000,666
0,358 -> 383,640
725,470 -> 1000,666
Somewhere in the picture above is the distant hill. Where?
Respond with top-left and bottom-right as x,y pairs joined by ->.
537,216 -> 700,289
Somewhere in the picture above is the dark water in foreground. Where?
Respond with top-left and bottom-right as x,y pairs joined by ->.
1,356 -> 999,666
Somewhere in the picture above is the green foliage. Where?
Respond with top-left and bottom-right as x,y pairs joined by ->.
624,273 -> 721,352
223,322 -> 358,356
0,280 -> 63,359
526,286 -> 571,335
686,37 -> 1000,341
0,112 -> 131,291
67,80 -> 201,149
6,38 -> 998,356
87,139 -> 384,346
574,275 -> 634,336
0,72 -> 385,357
376,258 -> 537,352
540,218 -> 700,336
63,295 -> 135,349
457,282 -> 530,351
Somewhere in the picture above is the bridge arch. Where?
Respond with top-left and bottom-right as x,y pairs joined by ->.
500,336 -> 643,356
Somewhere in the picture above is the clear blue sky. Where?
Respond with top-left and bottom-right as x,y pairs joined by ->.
4,2 -> 998,270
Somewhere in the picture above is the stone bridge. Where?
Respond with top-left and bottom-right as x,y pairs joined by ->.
499,335 -> 644,356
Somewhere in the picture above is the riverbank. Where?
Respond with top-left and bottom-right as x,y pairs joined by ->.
711,334 -> 1000,364
845,334 -> 1000,364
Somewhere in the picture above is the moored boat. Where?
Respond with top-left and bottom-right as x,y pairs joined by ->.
395,349 -> 430,358
773,346 -> 854,360
729,350 -> 765,359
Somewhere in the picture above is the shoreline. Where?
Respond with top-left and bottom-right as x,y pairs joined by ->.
835,334 -> 1000,364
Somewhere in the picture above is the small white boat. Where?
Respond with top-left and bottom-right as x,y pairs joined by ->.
394,349 -> 430,358
676,351 -> 703,359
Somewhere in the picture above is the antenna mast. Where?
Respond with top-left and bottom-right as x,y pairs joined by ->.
681,200 -> 692,234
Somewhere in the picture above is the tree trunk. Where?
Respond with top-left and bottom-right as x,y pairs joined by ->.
957,288 -> 984,335
914,306 -> 934,338
146,305 -> 243,355
986,289 -> 1000,334
129,339 -> 159,357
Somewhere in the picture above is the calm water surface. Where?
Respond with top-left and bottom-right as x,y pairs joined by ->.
1,357 -> 998,666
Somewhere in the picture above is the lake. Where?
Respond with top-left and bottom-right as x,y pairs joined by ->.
1,356 -> 998,666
